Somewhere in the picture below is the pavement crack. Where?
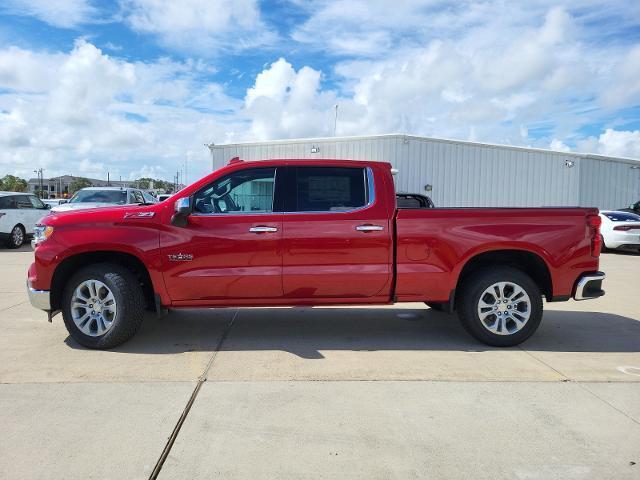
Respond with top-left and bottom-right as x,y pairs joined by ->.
575,382 -> 640,427
517,346 -> 570,380
0,301 -> 27,312
148,308 -> 239,480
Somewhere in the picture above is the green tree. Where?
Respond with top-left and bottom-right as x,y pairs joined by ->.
0,174 -> 28,192
69,177 -> 93,194
134,177 -> 173,192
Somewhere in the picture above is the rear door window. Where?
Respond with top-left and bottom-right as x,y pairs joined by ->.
293,167 -> 367,212
0,196 -> 17,209
16,195 -> 34,209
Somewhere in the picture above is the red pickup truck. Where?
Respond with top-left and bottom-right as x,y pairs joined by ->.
27,159 -> 605,349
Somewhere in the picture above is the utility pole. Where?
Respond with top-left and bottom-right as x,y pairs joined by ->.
107,172 -> 110,186
333,104 -> 339,136
33,168 -> 43,198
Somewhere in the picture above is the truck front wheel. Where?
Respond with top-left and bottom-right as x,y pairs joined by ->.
61,263 -> 145,349
457,267 -> 543,347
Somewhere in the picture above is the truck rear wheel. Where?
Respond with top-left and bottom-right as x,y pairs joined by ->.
61,263 -> 145,349
457,267 -> 543,347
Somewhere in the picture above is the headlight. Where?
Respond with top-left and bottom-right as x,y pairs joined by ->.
33,225 -> 54,246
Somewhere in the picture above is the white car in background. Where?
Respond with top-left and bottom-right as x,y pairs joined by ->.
51,187 -> 156,213
42,198 -> 68,208
599,210 -> 640,252
0,192 -> 50,248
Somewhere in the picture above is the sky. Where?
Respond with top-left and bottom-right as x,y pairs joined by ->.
0,0 -> 639,184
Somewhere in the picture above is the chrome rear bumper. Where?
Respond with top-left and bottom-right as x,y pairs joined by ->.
27,280 -> 51,311
574,272 -> 605,300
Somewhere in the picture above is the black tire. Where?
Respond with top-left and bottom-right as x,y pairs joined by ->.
457,266 -> 543,347
6,224 -> 25,248
425,302 -> 445,312
61,263 -> 145,349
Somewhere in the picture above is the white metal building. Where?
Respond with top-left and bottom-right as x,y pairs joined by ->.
208,134 -> 640,209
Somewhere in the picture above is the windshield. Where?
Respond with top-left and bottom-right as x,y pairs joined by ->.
604,212 -> 640,222
69,190 -> 127,204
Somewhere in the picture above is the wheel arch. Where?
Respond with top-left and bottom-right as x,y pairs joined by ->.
50,251 -> 155,312
454,249 -> 553,304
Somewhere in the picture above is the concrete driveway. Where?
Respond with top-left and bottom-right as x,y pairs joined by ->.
0,247 -> 638,479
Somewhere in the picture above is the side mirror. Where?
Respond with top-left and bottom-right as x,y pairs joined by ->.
171,197 -> 192,227
44,204 -> 51,210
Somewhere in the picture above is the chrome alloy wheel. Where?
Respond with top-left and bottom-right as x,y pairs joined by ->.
12,226 -> 24,246
70,279 -> 117,337
477,281 -> 531,335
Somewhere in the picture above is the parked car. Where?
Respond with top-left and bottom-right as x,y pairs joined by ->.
396,192 -> 434,209
28,159 -> 605,349
0,192 -> 50,248
42,198 -> 68,207
599,210 -> 640,252
157,193 -> 172,201
619,201 -> 640,216
51,187 -> 156,213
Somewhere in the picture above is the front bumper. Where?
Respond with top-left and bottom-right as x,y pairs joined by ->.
27,280 -> 51,311
573,272 -> 605,300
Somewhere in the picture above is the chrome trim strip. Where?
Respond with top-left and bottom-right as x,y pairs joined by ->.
574,272 -> 606,300
26,280 -> 51,311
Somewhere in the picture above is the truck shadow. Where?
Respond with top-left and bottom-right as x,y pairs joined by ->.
65,307 -> 640,357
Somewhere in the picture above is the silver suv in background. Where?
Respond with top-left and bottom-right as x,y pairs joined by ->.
51,187 -> 157,213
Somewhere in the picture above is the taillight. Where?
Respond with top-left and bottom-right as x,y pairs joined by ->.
613,225 -> 638,231
587,215 -> 601,257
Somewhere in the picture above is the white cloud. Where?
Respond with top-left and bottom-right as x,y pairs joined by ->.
238,2 -> 640,155
2,0 -> 97,28
244,58 -> 339,140
594,129 -> 640,158
120,0 -> 276,55
600,45 -> 640,108
0,40 -> 243,182
550,139 -> 571,152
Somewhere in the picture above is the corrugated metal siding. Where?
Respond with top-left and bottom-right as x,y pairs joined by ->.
579,158 -> 640,209
211,135 -> 639,209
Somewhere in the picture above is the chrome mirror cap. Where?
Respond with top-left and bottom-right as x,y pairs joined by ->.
175,197 -> 190,212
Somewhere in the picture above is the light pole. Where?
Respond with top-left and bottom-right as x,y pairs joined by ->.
33,168 -> 43,198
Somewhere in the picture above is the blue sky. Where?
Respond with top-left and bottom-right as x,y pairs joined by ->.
0,0 -> 639,183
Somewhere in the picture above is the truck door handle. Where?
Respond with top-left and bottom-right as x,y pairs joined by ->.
249,226 -> 278,233
355,224 -> 384,232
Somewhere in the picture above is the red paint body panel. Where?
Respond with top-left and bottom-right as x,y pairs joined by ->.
395,208 -> 598,301
160,213 -> 284,301
30,159 -> 601,311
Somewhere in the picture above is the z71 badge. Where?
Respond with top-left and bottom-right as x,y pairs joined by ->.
168,253 -> 193,261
